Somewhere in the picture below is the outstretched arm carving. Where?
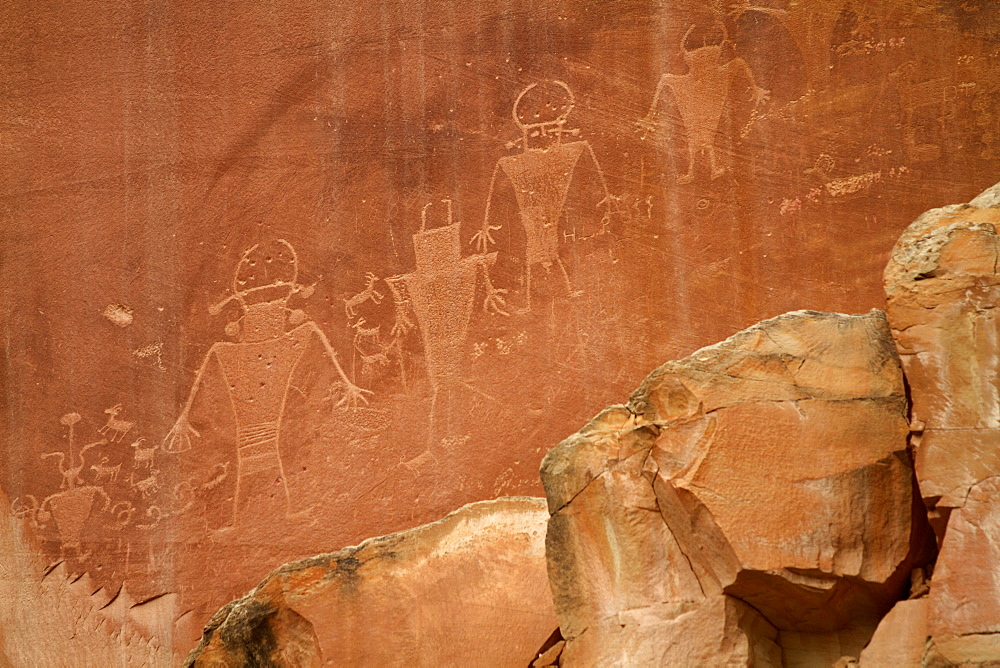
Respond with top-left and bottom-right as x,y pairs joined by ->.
307,322 -> 374,408
162,346 -> 219,453
472,163 -> 505,253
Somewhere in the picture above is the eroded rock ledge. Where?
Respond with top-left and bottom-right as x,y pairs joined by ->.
185,496 -> 557,666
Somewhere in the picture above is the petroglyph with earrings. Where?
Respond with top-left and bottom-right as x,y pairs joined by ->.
162,238 -> 372,524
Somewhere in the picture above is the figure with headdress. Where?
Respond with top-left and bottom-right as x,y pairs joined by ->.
162,239 -> 370,523
472,80 -> 613,313
638,24 -> 769,183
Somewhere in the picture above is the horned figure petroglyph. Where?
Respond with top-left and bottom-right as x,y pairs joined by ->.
130,437 -> 157,470
89,456 -> 121,485
162,239 -> 371,523
393,199 -> 508,438
475,80 -> 613,312
344,273 -> 384,318
99,404 -> 134,443
638,24 -> 769,184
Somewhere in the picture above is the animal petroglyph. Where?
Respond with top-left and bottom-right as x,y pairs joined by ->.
638,24 -> 768,183
132,343 -> 165,371
162,239 -> 371,523
130,438 -> 157,471
477,80 -> 612,311
351,317 -> 382,353
129,469 -> 160,499
344,273 -> 384,318
99,404 -> 134,443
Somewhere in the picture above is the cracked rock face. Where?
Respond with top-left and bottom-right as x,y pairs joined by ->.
186,497 -> 556,666
884,184 -> 1000,664
540,309 -> 932,665
884,183 -> 1000,536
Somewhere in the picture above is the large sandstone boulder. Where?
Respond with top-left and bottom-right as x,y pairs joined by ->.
885,184 -> 1000,664
541,309 -> 932,665
187,497 -> 556,666
884,182 -> 1000,537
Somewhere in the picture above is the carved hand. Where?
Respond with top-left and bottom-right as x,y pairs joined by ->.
471,223 -> 502,253
335,380 -> 374,408
162,416 -> 201,453
483,286 -> 510,316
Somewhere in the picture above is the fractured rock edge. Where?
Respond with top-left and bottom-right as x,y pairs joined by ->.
541,308 -> 934,665
0,485 -> 178,666
885,181 -> 1000,665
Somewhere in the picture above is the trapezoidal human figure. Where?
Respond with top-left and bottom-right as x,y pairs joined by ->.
473,80 -> 613,313
162,239 -> 370,525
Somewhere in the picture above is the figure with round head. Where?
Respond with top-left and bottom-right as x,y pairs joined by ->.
162,239 -> 371,524
472,80 -> 613,313
638,23 -> 769,183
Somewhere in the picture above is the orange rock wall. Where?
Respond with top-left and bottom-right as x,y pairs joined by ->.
2,0 -> 999,659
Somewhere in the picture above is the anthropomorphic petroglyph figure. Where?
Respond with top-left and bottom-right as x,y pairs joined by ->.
639,25 -> 769,184
98,404 -> 134,443
727,0 -> 854,90
474,81 -> 612,312
38,413 -> 111,558
889,61 -> 954,163
393,200 -> 508,440
162,239 -> 371,523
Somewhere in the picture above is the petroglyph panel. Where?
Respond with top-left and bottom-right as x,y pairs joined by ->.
2,0 -> 999,659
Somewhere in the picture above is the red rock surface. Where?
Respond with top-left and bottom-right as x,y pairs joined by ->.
3,0 -> 1000,658
186,497 -> 556,666
541,309 -> 933,664
0,486 -> 176,665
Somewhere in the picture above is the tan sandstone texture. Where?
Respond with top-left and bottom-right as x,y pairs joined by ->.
885,183 -> 1000,535
540,309 -> 934,666
185,496 -> 557,666
885,183 -> 1000,664
0,486 -> 176,665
